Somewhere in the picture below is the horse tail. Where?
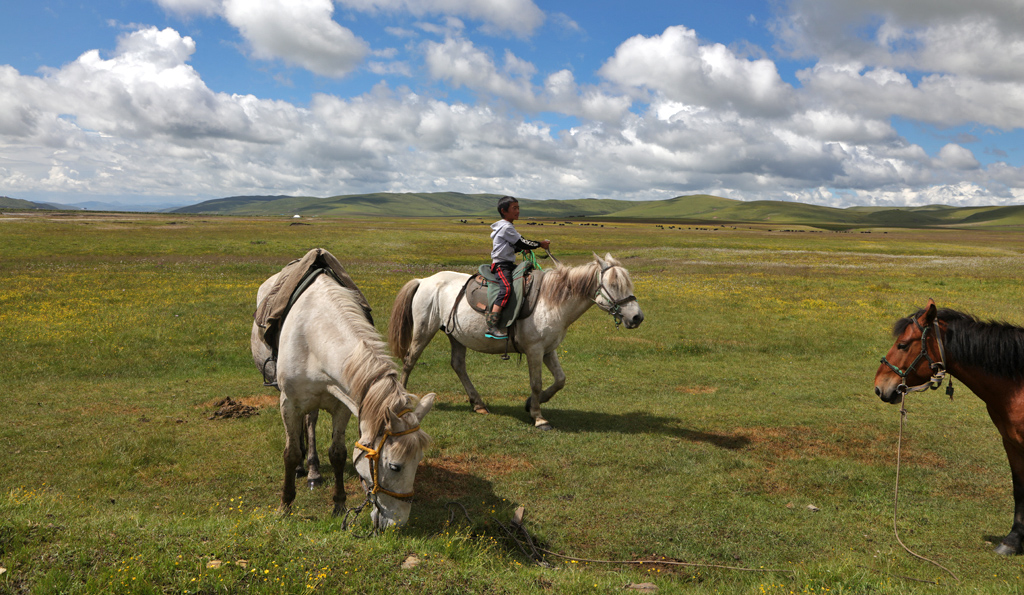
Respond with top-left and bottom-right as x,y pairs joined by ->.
389,278 -> 420,361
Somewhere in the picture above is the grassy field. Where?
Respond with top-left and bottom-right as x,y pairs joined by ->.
2,211 -> 1024,594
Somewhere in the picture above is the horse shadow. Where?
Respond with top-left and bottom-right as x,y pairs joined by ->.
399,463 -> 553,558
298,462 -> 542,559
407,463 -> 506,532
433,401 -> 751,450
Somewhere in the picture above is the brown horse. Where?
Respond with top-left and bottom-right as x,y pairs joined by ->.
874,299 -> 1024,555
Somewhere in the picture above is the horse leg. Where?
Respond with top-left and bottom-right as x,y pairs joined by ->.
538,350 -> 566,405
279,395 -> 304,514
400,321 -> 439,387
304,410 -> 323,489
326,407 -> 353,516
295,416 -> 308,478
523,353 -> 552,430
995,439 -> 1024,555
448,335 -> 489,413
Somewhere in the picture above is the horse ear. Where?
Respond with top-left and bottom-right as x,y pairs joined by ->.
593,253 -> 610,272
413,393 -> 435,422
386,407 -> 403,432
923,299 -> 937,325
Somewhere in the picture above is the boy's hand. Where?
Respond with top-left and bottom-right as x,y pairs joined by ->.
540,240 -> 550,250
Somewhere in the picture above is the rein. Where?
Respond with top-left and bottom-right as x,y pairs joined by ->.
890,393 -> 959,581
879,317 -> 953,398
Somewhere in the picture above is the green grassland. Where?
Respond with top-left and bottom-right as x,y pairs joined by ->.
171,192 -> 1024,230
2,210 -> 1024,593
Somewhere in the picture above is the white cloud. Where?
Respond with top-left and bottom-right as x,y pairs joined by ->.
222,0 -> 368,77
797,62 -> 1024,130
423,37 -> 536,108
775,0 -> 1024,69
422,37 -> 632,122
599,26 -> 796,117
877,18 -> 1024,81
936,143 -> 980,170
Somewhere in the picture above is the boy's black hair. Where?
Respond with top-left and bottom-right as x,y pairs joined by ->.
497,195 -> 518,216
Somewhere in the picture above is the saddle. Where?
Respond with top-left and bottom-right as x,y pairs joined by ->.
254,248 -> 373,354
462,261 -> 543,329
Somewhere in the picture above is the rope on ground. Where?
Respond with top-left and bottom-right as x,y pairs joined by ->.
891,398 -> 959,582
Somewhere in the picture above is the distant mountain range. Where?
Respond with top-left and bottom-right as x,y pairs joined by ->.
170,192 -> 1024,230
6,192 -> 1024,229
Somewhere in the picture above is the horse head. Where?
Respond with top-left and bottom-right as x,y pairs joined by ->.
874,299 -> 949,404
593,253 -> 644,329
352,392 -> 435,531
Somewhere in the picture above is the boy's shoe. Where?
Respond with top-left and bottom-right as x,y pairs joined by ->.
485,326 -> 508,340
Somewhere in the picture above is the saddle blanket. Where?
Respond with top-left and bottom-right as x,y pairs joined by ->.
465,262 -> 543,328
253,248 -> 372,352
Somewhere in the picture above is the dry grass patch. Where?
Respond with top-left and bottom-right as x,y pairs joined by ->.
738,424 -> 949,469
416,453 -> 534,501
675,385 -> 717,394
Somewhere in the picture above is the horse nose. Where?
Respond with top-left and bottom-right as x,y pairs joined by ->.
632,312 -> 644,327
875,386 -> 881,397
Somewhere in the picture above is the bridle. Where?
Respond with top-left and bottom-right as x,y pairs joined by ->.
593,264 -> 637,327
353,408 -> 420,502
879,317 -> 950,397
341,408 -> 424,536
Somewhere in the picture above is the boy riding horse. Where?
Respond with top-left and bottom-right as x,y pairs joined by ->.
486,196 -> 550,340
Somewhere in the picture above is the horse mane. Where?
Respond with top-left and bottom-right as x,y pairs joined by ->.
896,308 -> 1024,379
539,254 -> 631,306
324,283 -> 430,456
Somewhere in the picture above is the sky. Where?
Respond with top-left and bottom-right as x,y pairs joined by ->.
2,0 -> 1024,209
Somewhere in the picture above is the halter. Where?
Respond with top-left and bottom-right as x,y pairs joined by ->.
353,409 -> 420,501
593,265 -> 637,327
879,317 -> 950,397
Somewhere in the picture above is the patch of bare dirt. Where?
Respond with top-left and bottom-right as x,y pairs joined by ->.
675,385 -> 717,394
416,453 -> 535,500
737,424 -> 939,467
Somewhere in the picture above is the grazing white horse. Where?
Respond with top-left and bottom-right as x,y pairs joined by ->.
251,272 -> 435,530
388,253 -> 643,430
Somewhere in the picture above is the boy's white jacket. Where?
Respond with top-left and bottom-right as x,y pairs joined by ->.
490,219 -> 522,263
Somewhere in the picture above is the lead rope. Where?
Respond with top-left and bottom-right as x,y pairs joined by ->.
341,493 -> 378,538
892,395 -> 958,581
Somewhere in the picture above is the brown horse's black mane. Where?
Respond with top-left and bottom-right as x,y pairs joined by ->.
896,308 -> 1024,379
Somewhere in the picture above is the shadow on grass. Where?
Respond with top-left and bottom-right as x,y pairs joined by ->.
404,463 -> 549,558
433,401 -> 751,450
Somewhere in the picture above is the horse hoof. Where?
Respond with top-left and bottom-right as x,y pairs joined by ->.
473,405 -> 490,415
994,543 -> 1018,556
307,478 -> 323,490
537,423 -> 553,431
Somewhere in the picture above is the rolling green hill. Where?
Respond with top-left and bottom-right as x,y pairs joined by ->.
0,196 -> 62,210
170,192 -> 1024,229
